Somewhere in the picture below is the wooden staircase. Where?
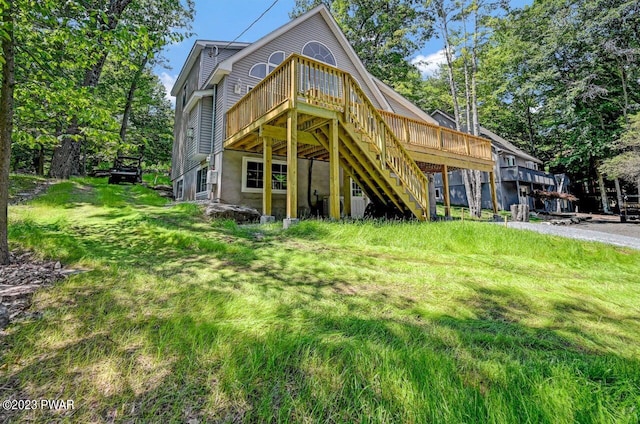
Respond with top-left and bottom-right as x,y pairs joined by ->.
224,54 -> 494,221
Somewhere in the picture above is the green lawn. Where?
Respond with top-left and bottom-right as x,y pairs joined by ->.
2,177 -> 640,423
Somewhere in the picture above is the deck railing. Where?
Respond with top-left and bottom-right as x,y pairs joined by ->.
344,75 -> 429,212
226,54 -> 492,162
379,111 -> 492,160
226,54 -> 494,216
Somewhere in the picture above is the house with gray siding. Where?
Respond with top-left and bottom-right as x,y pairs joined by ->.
430,110 -> 571,212
170,5 -> 499,222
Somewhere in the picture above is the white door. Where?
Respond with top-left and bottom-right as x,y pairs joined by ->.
350,180 -> 369,218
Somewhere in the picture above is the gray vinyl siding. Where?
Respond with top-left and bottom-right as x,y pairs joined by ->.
199,47 -> 218,88
225,13 -> 383,113
171,94 -> 187,180
385,93 -> 423,120
214,78 -> 226,154
186,56 -> 200,99
200,46 -> 244,89
199,96 -> 214,155
186,106 -> 200,170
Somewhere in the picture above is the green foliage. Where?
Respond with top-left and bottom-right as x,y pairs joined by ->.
601,111 -> 640,181
3,177 -> 640,422
8,0 -> 193,175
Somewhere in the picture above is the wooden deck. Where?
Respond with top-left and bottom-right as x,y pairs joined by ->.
224,54 -> 497,220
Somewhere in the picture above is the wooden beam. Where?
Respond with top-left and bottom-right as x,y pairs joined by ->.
287,110 -> 298,219
259,125 -> 319,146
263,136 -> 272,216
489,171 -> 499,214
297,102 -> 339,120
224,102 -> 290,148
404,147 -> 494,172
442,164 -> 451,218
315,128 -> 388,205
329,119 -> 340,220
336,126 -> 406,212
342,171 -> 351,218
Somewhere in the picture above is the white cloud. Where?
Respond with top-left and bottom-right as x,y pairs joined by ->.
411,50 -> 447,78
158,71 -> 177,106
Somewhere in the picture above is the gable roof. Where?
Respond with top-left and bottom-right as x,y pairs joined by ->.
431,110 -> 542,164
202,5 -> 391,110
170,40 -> 249,96
372,77 -> 438,124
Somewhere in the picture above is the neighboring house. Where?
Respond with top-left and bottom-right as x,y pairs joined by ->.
430,110 -> 571,212
170,5 -> 498,222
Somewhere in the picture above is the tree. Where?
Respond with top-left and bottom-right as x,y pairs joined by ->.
601,112 -> 640,187
47,0 -> 194,179
0,0 -> 15,265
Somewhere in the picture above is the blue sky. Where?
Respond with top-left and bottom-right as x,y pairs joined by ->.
156,0 -> 532,103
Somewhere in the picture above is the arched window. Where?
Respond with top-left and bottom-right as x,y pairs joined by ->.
249,63 -> 267,79
302,41 -> 336,66
249,51 -> 286,80
267,51 -> 285,72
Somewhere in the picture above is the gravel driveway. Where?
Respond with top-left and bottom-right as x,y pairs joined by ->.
501,221 -> 640,250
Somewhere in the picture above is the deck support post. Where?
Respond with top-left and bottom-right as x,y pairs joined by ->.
286,110 -> 298,221
442,165 -> 451,220
342,172 -> 351,218
489,171 -> 499,214
329,119 -> 340,220
262,135 -> 272,217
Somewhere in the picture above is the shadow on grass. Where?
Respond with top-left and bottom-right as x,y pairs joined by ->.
4,181 -> 640,422
2,274 -> 639,422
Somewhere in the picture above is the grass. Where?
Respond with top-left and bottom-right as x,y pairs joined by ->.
2,177 -> 640,423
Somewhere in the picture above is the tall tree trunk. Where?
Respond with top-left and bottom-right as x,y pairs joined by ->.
437,1 -> 462,130
0,0 -> 15,265
596,168 -> 610,214
525,101 -> 535,154
49,0 -> 133,179
467,1 -> 483,217
120,53 -> 149,143
614,178 -> 623,214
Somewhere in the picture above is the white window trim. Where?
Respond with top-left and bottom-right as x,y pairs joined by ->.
196,165 -> 208,194
176,178 -> 184,201
301,41 -> 337,67
241,156 -> 287,194
435,188 -> 442,199
249,63 -> 267,80
268,51 -> 285,67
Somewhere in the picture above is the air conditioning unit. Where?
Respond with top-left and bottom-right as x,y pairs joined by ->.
206,170 -> 218,185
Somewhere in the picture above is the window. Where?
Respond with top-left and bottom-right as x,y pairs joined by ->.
181,83 -> 187,108
249,63 -> 267,79
249,51 -> 286,80
242,157 -> 287,193
435,188 -> 442,199
302,41 -> 336,66
267,51 -> 284,72
351,180 -> 364,197
247,85 -> 254,92
176,179 -> 184,200
196,166 -> 208,193
504,155 -> 515,167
